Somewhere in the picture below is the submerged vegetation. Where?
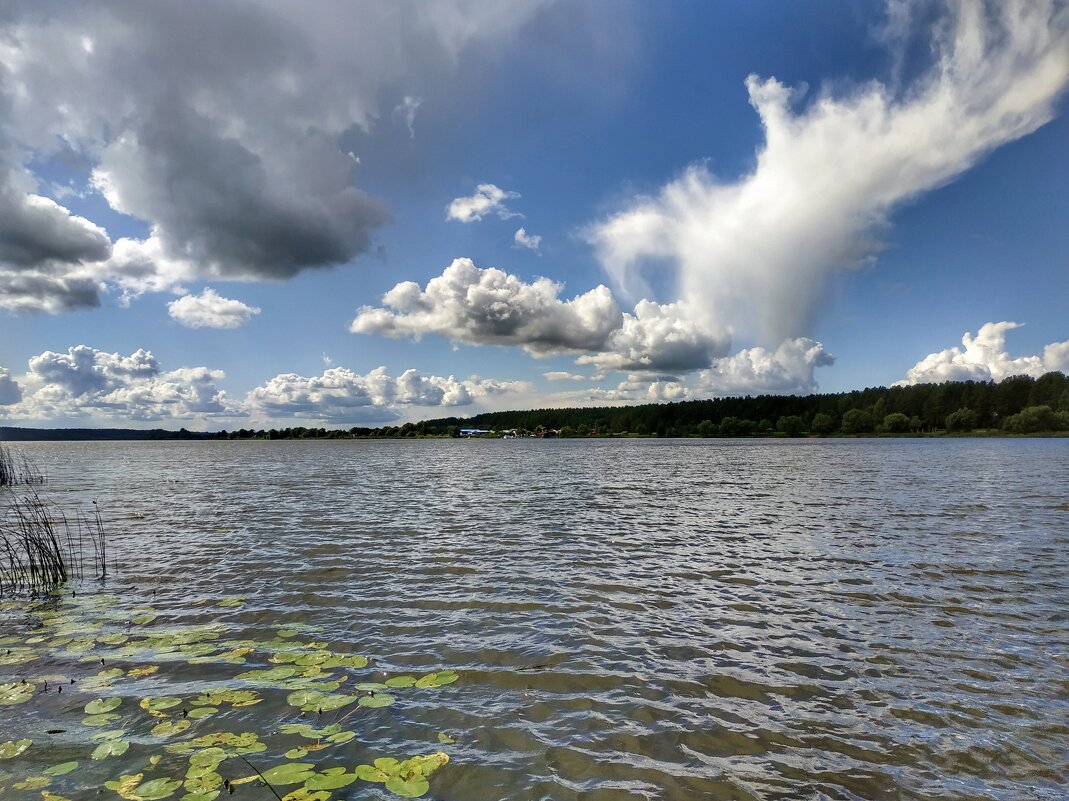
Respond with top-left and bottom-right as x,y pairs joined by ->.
0,590 -> 458,799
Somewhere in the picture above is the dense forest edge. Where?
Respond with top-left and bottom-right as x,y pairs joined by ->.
3,372 -> 1069,440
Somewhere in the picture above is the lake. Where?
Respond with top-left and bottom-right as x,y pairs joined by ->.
1,439 -> 1067,800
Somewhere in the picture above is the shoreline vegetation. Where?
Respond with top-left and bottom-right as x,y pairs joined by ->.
2,371 -> 1068,441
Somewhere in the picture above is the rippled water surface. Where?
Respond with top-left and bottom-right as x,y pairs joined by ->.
2,439 -> 1068,800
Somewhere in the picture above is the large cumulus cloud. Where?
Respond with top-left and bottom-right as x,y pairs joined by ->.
0,0 -> 551,310
5,346 -> 239,422
247,366 -> 530,423
896,322 -> 1069,385
586,0 -> 1069,344
351,258 -> 728,372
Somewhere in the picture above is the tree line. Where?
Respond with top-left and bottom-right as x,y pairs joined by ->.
3,372 -> 1067,441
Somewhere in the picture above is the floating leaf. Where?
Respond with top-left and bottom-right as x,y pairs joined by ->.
260,762 -> 315,786
384,774 -> 430,798
82,713 -> 121,727
354,764 -> 389,782
0,680 -> 35,705
151,719 -> 191,737
140,697 -> 183,714
92,739 -> 130,760
133,777 -> 183,799
216,597 -> 245,608
128,665 -> 160,677
280,790 -> 329,801
14,776 -> 50,790
186,706 -> 217,720
0,739 -> 32,758
385,676 -> 417,689
437,732 -> 455,744
358,693 -> 396,708
305,768 -> 359,790
44,761 -> 78,776
415,670 -> 458,689
85,697 -> 122,715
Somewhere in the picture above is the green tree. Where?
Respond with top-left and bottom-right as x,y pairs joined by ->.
841,409 -> 874,435
810,413 -> 836,435
879,412 -> 911,434
1003,405 -> 1058,433
696,420 -> 716,438
776,415 -> 805,437
945,407 -> 977,432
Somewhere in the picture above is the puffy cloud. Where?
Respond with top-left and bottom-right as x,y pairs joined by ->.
543,371 -> 586,381
167,288 -> 261,330
446,184 -> 521,223
582,376 -> 689,404
514,227 -> 542,252
351,258 -> 624,355
587,1 -> 1069,344
694,338 -> 835,396
2,346 -> 240,422
576,299 -> 729,373
247,366 -> 530,423
896,322 -> 1069,385
0,1 -> 551,310
352,258 -> 729,373
0,368 -> 22,405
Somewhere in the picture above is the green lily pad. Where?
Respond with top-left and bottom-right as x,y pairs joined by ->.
43,761 -> 78,776
438,732 -> 456,744
305,769 -> 359,790
85,697 -> 122,715
82,713 -> 121,727
92,739 -> 130,760
151,719 -> 191,737
187,706 -> 217,720
140,696 -> 183,713
358,693 -> 396,708
216,597 -> 245,608
355,764 -> 389,782
260,762 -> 315,786
14,775 -> 51,790
384,774 -> 430,798
385,676 -> 417,688
133,777 -> 183,799
0,680 -> 35,705
0,739 -> 32,758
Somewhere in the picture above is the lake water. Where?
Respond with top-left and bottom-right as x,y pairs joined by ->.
1,439 -> 1067,800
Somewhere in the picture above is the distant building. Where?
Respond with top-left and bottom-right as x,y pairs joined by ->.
459,428 -> 491,437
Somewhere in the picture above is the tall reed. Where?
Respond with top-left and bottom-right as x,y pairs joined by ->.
0,444 -> 45,487
0,490 -> 106,596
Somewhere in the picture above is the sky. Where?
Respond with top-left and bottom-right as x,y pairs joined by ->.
0,0 -> 1067,429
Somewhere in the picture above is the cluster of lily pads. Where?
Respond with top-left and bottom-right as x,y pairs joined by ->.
0,591 -> 460,800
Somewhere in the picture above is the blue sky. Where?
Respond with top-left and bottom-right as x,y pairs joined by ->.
0,0 -> 1066,427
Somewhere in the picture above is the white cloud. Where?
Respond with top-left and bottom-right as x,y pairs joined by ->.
514,227 -> 542,252
576,299 -> 729,373
446,184 -> 521,223
247,366 -> 530,423
0,367 -> 22,405
351,257 -> 623,354
352,259 -> 730,374
587,0 -> 1069,344
393,95 -> 423,138
694,338 -> 835,396
896,322 -> 1069,385
581,376 -> 689,404
1,346 -> 240,422
167,288 -> 261,329
543,371 -> 586,381
0,2 -> 551,312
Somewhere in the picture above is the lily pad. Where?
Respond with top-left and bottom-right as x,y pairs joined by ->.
92,739 -> 130,760
85,697 -> 122,715
0,739 -> 32,758
358,693 -> 396,708
260,762 -> 315,786
43,761 -> 79,776
133,777 -> 183,799
151,719 -> 191,737
0,680 -> 35,705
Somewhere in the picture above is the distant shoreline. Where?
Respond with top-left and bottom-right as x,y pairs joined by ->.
2,426 -> 1067,442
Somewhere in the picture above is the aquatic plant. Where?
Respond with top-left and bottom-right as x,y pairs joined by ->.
0,490 -> 106,596
0,589 -> 461,799
0,444 -> 44,487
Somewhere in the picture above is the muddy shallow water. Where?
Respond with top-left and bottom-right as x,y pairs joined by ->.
1,438 -> 1067,800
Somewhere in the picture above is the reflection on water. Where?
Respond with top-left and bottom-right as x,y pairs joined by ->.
2,438 -> 1068,800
